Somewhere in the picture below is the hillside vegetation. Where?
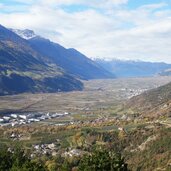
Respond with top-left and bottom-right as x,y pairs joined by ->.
125,81 -> 171,117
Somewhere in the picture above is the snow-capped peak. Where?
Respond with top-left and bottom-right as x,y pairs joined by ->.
10,29 -> 37,40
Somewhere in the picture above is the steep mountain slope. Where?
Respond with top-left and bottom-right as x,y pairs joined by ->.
11,29 -> 115,80
95,59 -> 171,78
125,81 -> 171,117
0,24 -> 83,95
28,36 -> 114,79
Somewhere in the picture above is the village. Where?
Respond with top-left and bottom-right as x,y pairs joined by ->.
0,112 -> 70,127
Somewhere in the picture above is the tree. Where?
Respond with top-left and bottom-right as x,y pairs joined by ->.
0,147 -> 12,170
78,148 -> 128,171
0,146 -> 45,171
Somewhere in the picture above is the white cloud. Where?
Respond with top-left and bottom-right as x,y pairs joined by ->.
0,1 -> 171,63
39,0 -> 128,7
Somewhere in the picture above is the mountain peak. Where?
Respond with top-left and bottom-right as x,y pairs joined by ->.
10,29 -> 37,40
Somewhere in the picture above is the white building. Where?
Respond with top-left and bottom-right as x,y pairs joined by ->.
0,118 -> 4,123
3,116 -> 10,121
19,115 -> 27,120
11,114 -> 18,118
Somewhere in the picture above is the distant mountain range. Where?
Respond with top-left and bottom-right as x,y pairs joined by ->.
95,59 -> 171,78
2,23 -> 171,96
0,25 -> 114,95
159,69 -> 171,76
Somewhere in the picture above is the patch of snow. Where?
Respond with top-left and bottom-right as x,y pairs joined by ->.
10,29 -> 37,40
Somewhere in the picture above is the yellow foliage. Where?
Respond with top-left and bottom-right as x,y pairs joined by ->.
45,160 -> 57,171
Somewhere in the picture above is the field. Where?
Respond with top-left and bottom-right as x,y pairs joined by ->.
0,76 -> 171,115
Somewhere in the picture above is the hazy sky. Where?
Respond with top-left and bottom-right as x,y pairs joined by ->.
1,0 -> 171,62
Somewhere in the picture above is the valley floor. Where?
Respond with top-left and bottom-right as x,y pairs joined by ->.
0,76 -> 171,171
0,76 -> 171,115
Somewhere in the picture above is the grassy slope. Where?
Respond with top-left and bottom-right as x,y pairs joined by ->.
125,81 -> 171,117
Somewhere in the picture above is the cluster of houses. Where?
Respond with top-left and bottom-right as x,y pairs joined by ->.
32,143 -> 58,157
121,88 -> 148,99
63,149 -> 84,157
128,88 -> 148,98
32,143 -> 84,158
0,112 -> 70,127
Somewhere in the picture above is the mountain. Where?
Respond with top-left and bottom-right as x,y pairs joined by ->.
159,69 -> 171,76
125,82 -> 171,118
10,29 -> 37,40
95,59 -> 171,78
0,24 -> 83,95
12,29 -> 115,80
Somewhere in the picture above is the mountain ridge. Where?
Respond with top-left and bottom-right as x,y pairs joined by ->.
0,25 -> 83,95
28,35 -> 115,80
95,58 -> 171,78
159,68 -> 171,76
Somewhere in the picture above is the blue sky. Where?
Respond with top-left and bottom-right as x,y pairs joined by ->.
0,0 -> 171,62
1,0 -> 171,12
128,0 -> 170,8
